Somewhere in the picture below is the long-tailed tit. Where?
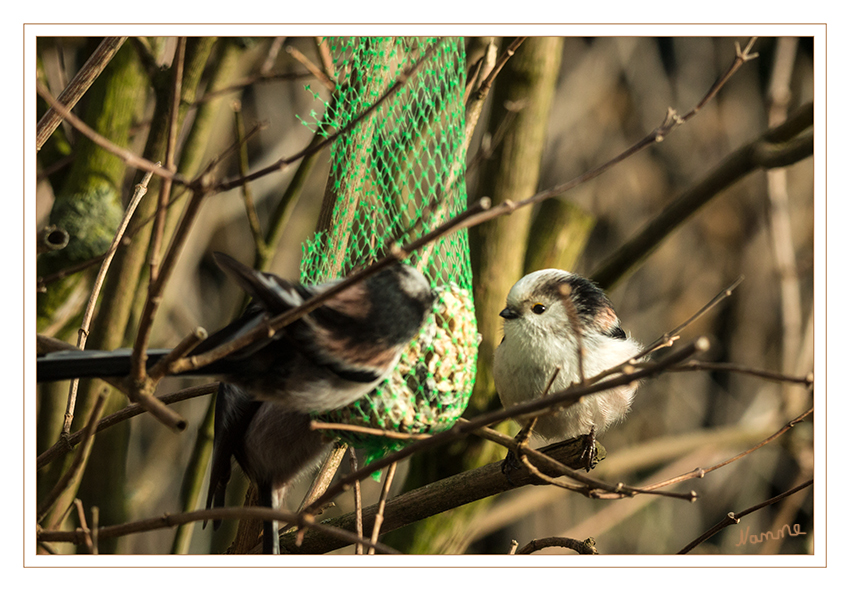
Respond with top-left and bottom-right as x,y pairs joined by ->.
493,269 -> 642,463
201,255 -> 433,553
37,253 -> 435,415
38,254 -> 434,554
197,256 -> 432,554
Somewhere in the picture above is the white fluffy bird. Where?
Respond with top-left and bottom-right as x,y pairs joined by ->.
494,269 -> 642,448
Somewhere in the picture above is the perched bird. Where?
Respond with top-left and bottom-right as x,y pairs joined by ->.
206,255 -> 433,553
38,253 -> 435,553
493,269 -> 642,467
37,254 -> 435,412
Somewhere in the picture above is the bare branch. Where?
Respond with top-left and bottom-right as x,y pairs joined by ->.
516,536 -> 598,555
147,37 -> 186,285
348,448 -> 364,555
302,337 -> 709,516
286,44 -> 335,91
38,393 -> 107,525
448,37 -> 766,259
590,104 -> 812,289
666,361 -> 813,386
311,422 -> 431,441
36,37 -> 127,150
468,37 -> 526,105
36,81 -> 183,183
641,275 -> 745,356
296,444 -> 348,514
677,478 -> 812,554
368,462 -> 398,555
168,197 -> 492,375
37,506 -> 401,555
62,168 -> 157,435
642,407 -> 813,492
37,383 -> 217,470
212,39 -> 443,193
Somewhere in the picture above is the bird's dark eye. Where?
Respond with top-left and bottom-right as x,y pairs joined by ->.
531,303 -> 546,315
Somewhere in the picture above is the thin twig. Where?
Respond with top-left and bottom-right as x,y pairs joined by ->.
677,478 -> 812,554
644,407 -> 813,493
62,168 -> 156,435
463,37 -> 513,153
232,100 -> 266,253
255,131 -> 326,273
296,444 -> 348,516
37,506 -> 401,555
310,422 -> 432,441
666,360 -> 813,386
38,393 -> 107,525
479,421 -> 694,502
36,37 -> 127,151
38,383 -> 215,469
279,436 -> 600,554
313,37 -> 335,80
588,275 -> 745,388
516,536 -> 598,555
302,338 -> 709,515
260,37 -> 287,74
279,413 -> 804,555
168,197 -> 492,375
73,499 -> 94,554
42,35 -> 756,388
368,462 -> 398,555
148,37 -> 186,285
513,368 -> 559,459
469,37 -> 526,105
518,449 -> 583,493
590,102 -> 812,290
137,45 -> 446,393
36,81 -> 181,183
679,38 -> 759,125
39,253 -> 108,287
456,38 -> 764,261
211,40 -> 442,194
645,276 -> 745,356
127,124 -> 272,418
286,44 -> 335,91
147,328 -> 208,381
348,448 -> 363,555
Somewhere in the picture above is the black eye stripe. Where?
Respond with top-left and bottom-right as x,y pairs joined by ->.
540,275 -> 615,322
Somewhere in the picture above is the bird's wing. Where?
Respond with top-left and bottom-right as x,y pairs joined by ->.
213,252 -> 320,315
211,252 -> 384,378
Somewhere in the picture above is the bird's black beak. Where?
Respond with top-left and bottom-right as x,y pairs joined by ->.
499,307 -> 520,320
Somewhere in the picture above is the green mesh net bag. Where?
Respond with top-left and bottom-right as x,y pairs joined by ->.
298,37 -> 477,460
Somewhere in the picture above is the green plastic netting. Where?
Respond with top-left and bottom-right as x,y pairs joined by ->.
298,37 -> 477,459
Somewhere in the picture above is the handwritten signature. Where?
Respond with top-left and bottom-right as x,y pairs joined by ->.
736,523 -> 807,546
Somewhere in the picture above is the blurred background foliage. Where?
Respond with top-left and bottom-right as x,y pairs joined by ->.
34,35 -> 814,555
